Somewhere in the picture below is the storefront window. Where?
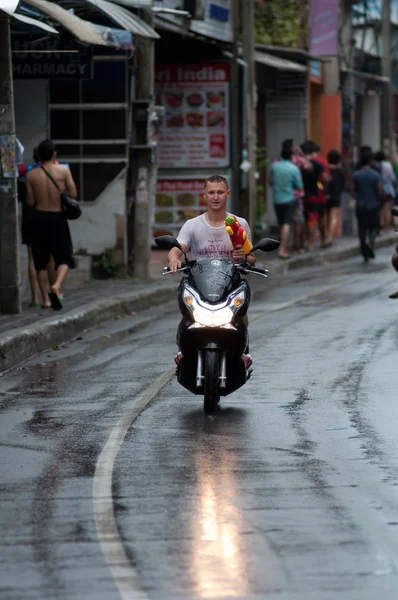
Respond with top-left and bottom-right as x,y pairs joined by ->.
49,59 -> 128,202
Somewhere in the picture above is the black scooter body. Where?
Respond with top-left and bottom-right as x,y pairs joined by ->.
154,233 -> 280,413
176,259 -> 250,397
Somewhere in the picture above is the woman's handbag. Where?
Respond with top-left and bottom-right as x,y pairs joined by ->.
40,166 -> 82,220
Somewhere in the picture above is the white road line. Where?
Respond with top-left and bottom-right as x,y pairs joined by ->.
93,367 -> 176,600
91,274 -> 368,600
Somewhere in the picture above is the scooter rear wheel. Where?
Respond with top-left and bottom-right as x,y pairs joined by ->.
203,350 -> 220,413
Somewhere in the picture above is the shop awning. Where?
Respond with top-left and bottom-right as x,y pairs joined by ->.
75,0 -> 159,38
341,66 -> 390,83
110,0 -> 152,6
255,51 -> 307,73
0,0 -> 19,13
11,10 -> 58,32
153,14 -> 196,38
23,0 -> 110,45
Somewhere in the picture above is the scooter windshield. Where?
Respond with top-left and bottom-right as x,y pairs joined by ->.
188,259 -> 241,304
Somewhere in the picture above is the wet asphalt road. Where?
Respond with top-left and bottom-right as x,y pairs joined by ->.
1,248 -> 398,600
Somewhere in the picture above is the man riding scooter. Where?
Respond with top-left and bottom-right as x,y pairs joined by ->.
167,175 -> 256,367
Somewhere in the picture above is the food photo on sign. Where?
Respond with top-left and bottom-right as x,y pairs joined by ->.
152,180 -> 207,240
155,63 -> 230,168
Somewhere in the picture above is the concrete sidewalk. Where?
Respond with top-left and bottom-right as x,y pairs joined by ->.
1,235 -> 396,374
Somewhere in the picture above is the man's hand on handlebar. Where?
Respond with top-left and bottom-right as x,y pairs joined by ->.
168,258 -> 182,273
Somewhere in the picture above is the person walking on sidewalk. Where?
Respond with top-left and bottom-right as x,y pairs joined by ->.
270,147 -> 304,259
300,141 -> 329,251
280,139 -> 311,253
374,150 -> 396,235
25,140 -> 77,310
352,149 -> 383,262
326,149 -> 345,243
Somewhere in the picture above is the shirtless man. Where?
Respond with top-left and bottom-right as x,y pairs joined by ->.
26,139 -> 77,310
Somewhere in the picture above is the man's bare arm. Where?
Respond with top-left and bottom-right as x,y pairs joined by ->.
167,244 -> 188,272
25,173 -> 35,207
65,167 -> 77,198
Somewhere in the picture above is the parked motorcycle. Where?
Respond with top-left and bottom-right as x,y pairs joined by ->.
155,235 -> 280,413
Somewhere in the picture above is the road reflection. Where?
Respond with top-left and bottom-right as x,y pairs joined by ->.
183,408 -> 251,599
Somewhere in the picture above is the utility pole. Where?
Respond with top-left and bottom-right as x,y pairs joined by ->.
230,0 -> 240,215
298,0 -> 308,50
381,0 -> 393,157
0,13 -> 21,314
128,7 -> 156,280
241,0 -> 256,235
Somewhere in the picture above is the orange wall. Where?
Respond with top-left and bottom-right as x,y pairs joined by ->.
321,94 -> 342,157
309,82 -> 322,147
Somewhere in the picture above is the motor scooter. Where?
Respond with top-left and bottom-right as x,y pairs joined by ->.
155,235 -> 280,413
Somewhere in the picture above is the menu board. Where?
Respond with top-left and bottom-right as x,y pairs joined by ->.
152,179 -> 207,239
155,63 -> 230,169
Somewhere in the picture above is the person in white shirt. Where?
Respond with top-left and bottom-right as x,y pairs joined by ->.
167,175 -> 256,269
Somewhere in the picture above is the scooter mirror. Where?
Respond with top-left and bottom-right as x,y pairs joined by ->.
155,235 -> 183,251
251,238 -> 280,253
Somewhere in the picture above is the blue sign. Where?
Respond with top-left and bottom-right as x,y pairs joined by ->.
310,60 -> 321,79
210,3 -> 229,22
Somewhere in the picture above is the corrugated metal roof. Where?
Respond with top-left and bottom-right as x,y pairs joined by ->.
83,0 -> 159,38
23,0 -> 111,45
12,11 -> 59,32
254,51 -> 307,73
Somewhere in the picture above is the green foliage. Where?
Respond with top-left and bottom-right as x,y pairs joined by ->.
254,0 -> 304,48
99,254 -> 118,278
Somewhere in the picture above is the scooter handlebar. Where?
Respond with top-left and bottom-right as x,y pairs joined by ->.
162,264 -> 189,275
238,264 -> 268,276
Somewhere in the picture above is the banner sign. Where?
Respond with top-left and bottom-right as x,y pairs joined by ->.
155,63 -> 230,169
12,35 -> 93,79
309,0 -> 339,56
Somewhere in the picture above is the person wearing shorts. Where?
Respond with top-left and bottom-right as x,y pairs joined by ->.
326,149 -> 345,243
301,141 -> 329,250
270,147 -> 303,259
26,140 -> 77,310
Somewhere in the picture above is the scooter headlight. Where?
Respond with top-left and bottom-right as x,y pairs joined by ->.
183,290 -> 194,307
231,290 -> 246,312
193,306 -> 233,327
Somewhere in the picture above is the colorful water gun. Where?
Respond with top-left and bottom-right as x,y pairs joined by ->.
224,215 -> 252,256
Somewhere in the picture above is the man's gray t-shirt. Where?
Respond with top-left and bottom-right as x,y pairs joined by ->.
177,213 -> 251,261
353,168 -> 381,210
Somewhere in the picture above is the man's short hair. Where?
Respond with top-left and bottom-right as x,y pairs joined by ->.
301,140 -> 316,155
282,138 -> 294,150
360,145 -> 372,155
374,150 -> 385,162
327,149 -> 341,165
281,147 -> 293,160
360,149 -> 373,166
203,174 -> 229,190
37,139 -> 56,162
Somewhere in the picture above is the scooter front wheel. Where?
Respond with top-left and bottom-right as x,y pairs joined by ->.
203,350 -> 220,414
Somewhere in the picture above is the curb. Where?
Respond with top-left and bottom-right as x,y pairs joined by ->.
0,282 -> 177,374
